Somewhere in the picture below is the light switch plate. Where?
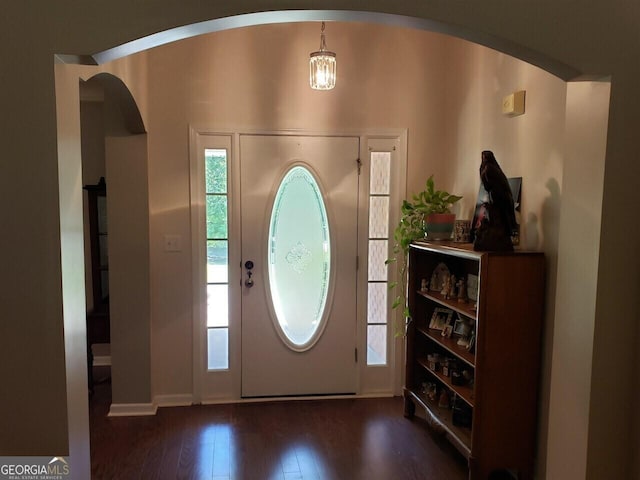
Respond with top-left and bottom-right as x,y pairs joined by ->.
164,234 -> 182,252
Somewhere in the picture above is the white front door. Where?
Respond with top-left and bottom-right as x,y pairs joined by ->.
240,134 -> 360,397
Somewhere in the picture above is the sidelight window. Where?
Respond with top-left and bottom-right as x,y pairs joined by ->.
205,149 -> 229,370
366,152 -> 391,365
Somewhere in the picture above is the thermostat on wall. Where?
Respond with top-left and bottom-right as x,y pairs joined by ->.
502,90 -> 526,116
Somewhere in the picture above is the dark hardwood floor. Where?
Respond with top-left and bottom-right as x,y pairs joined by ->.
90,370 -> 467,479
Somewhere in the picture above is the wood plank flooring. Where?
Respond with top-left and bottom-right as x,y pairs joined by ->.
90,375 -> 467,479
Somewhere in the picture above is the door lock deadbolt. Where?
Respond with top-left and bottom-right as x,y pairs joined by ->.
244,260 -> 255,287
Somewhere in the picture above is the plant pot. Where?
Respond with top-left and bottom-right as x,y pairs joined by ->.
424,213 -> 456,240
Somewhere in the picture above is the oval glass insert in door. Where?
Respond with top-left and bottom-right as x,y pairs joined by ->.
267,165 -> 331,350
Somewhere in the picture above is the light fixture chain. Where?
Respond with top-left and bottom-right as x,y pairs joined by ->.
320,21 -> 327,51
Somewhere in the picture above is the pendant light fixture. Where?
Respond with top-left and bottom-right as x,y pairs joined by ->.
309,22 -> 336,90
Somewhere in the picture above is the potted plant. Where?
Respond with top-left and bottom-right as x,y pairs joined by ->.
415,175 -> 463,240
387,175 -> 462,331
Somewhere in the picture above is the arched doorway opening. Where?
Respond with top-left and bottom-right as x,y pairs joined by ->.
79,72 -> 150,412
55,11 -> 610,479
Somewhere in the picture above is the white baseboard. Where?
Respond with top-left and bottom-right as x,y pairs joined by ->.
93,356 -> 112,367
200,392 -> 394,405
107,393 -> 395,415
91,343 -> 111,366
154,394 -> 193,407
108,402 -> 157,417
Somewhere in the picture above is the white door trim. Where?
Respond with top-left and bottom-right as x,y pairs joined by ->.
190,127 -> 407,402
190,129 -> 240,404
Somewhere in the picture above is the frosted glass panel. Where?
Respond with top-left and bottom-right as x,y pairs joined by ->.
207,240 -> 228,283
268,166 -> 331,348
367,283 -> 388,324
368,196 -> 389,239
207,284 -> 228,327
207,328 -> 229,370
370,152 -> 391,194
367,325 -> 387,365
368,239 -> 388,281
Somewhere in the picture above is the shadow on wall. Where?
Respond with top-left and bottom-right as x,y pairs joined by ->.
530,175 -> 561,478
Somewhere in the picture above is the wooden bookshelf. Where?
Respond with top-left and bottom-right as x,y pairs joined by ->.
403,241 -> 545,480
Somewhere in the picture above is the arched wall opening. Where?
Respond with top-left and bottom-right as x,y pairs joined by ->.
79,72 -> 151,414
57,67 -> 151,476
55,12 -> 611,480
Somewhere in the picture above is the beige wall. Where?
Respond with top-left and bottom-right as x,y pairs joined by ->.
442,39 -> 570,477
146,23 -> 452,397
137,24 -> 570,478
3,3 -> 639,479
143,22 -> 567,422
105,134 -> 152,405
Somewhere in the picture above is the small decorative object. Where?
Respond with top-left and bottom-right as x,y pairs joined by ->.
442,359 -> 457,377
448,274 -> 457,299
438,388 -> 450,408
453,219 -> 472,243
471,175 -> 522,246
441,323 -> 453,338
429,271 -> 438,291
426,383 -> 438,402
451,370 -> 465,386
442,359 -> 450,377
457,277 -> 467,303
427,353 -> 442,371
441,273 -> 450,297
466,274 -> 479,303
473,151 -> 517,251
431,263 -> 449,289
420,278 -> 428,292
429,307 -> 453,330
466,332 -> 476,352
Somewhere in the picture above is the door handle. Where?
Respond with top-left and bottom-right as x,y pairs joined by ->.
244,260 -> 254,288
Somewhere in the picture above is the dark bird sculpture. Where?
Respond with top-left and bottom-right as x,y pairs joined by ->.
474,151 -> 516,251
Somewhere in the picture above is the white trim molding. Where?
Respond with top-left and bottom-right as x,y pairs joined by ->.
108,402 -> 158,417
154,394 -> 194,408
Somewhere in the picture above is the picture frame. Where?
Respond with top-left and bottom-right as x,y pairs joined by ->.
429,307 -> 453,330
453,314 -> 472,337
466,274 -> 479,303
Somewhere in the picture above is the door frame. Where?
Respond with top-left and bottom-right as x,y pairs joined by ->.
190,127 -> 407,404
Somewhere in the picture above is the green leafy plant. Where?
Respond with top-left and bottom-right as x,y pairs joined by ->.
386,175 -> 462,333
413,175 -> 463,216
